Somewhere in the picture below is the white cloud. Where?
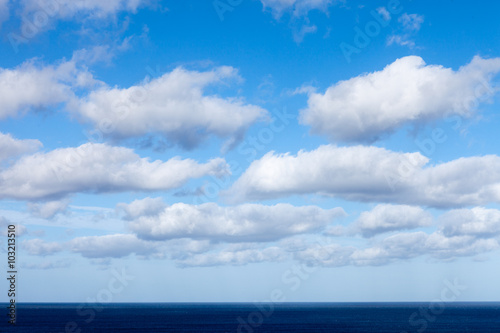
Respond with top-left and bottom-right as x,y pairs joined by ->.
300,56 -> 500,142
225,144 -> 500,208
260,0 -> 332,18
0,132 -> 42,161
441,207 -> 500,238
0,59 -> 96,120
295,228 -> 500,267
0,143 -> 229,200
72,66 -> 267,150
69,234 -> 156,258
386,34 -> 415,48
399,13 -> 424,32
354,204 -> 433,237
125,198 -> 346,242
177,246 -> 286,267
28,199 -> 70,219
23,238 -> 63,256
225,145 -> 427,203
21,0 -> 147,20
118,197 -> 167,220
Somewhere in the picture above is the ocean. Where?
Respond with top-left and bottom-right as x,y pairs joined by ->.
1,302 -> 499,332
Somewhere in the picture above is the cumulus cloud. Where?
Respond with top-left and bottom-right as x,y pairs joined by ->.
72,66 -> 267,150
117,197 -> 167,220
124,198 -> 346,242
225,144 -> 500,208
260,0 -> 332,18
0,58 -> 97,120
27,199 -> 70,219
0,143 -> 229,200
69,234 -> 156,258
23,238 -> 63,256
300,56 -> 500,142
441,207 -> 500,238
354,204 -> 433,237
0,132 -> 42,161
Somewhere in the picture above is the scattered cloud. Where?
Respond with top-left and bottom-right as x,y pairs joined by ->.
69,233 -> 156,258
399,13 -> 424,32
124,198 -> 346,242
354,204 -> 433,237
441,207 -> 500,238
23,238 -> 63,256
21,0 -> 148,24
387,13 -> 424,48
260,0 -> 332,18
300,56 -> 500,142
177,246 -> 286,267
72,66 -> 268,150
225,144 -> 500,208
0,143 -> 229,200
0,132 -> 42,161
27,199 -> 70,219
376,7 -> 391,21
0,58 -> 97,120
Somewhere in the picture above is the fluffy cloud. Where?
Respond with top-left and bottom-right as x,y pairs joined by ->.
260,0 -> 332,18
124,198 -> 346,242
0,132 -> 42,161
0,59 -> 96,119
300,56 -> 500,142
0,143 -> 229,200
69,234 -> 156,258
354,204 -> 433,237
73,66 -> 267,150
23,239 -> 63,256
225,144 -> 500,208
441,207 -> 500,238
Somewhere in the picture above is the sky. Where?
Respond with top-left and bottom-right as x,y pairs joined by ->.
0,0 -> 500,304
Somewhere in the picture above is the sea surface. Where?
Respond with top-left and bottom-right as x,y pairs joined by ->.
1,302 -> 499,332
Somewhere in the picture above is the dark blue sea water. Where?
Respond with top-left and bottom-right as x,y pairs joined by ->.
1,302 -> 499,332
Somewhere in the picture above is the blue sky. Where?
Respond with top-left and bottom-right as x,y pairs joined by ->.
1,0 -> 500,304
